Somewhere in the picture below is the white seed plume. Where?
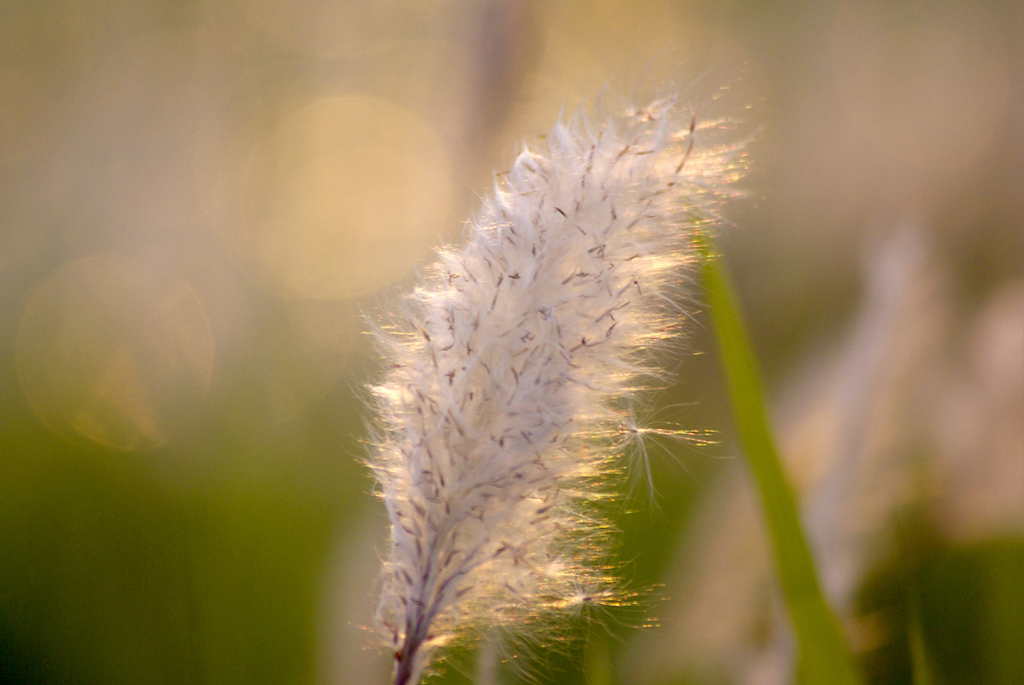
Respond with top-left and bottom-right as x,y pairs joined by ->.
368,95 -> 743,685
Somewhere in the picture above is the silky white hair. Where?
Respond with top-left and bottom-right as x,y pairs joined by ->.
366,94 -> 746,685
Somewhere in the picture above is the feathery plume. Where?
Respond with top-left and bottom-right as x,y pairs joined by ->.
367,94 -> 744,685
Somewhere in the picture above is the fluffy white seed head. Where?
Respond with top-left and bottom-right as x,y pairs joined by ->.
367,95 -> 745,685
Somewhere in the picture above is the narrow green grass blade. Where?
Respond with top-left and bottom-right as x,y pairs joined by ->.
909,589 -> 936,685
584,625 -> 614,685
697,235 -> 864,685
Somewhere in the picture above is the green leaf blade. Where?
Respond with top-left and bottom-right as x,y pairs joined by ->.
698,235 -> 864,685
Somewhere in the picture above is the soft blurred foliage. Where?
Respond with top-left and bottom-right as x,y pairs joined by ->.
0,1 -> 1020,684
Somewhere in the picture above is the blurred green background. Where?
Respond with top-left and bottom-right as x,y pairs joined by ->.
1,1 -> 1020,684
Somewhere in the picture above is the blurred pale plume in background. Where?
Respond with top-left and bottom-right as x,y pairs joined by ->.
0,1 -> 1019,685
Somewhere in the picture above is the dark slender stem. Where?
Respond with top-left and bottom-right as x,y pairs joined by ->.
393,618 -> 426,685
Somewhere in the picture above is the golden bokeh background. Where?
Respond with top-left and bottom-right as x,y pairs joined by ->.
0,1 -> 1019,684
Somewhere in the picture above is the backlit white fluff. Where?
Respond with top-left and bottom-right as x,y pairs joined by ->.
368,96 -> 743,685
